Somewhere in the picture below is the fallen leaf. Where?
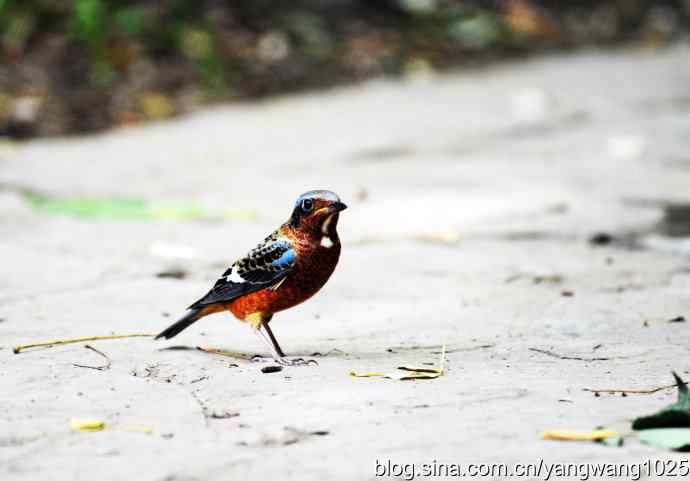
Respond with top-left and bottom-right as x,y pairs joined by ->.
349,344 -> 445,380
70,418 -> 152,434
638,428 -> 690,451
119,425 -> 153,434
70,419 -> 106,432
541,429 -> 619,441
633,372 -> 690,430
22,191 -> 255,222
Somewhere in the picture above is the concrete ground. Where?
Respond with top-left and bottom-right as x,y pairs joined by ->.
2,44 -> 690,480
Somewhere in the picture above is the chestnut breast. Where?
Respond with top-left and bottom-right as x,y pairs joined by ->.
227,239 -> 341,320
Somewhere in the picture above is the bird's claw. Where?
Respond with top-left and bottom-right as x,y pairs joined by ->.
251,355 -> 317,366
250,355 -> 273,363
276,357 -> 318,367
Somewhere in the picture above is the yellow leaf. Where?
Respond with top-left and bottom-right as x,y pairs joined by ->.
349,344 -> 446,381
70,418 -> 106,432
542,429 -> 619,441
119,425 -> 153,434
349,370 -> 387,378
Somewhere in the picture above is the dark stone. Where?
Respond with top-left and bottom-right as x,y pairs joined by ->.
589,232 -> 613,246
261,365 -> 283,373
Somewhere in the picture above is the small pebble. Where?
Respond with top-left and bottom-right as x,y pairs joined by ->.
589,232 -> 613,246
261,365 -> 283,374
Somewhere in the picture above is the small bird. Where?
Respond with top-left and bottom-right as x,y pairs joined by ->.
155,190 -> 347,366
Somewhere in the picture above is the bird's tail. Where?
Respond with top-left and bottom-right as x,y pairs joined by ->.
155,307 -> 205,340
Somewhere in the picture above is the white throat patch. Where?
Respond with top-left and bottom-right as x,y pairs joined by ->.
320,236 -> 334,248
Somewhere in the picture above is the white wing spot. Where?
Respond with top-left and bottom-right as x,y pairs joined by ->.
320,236 -> 334,248
226,269 -> 245,283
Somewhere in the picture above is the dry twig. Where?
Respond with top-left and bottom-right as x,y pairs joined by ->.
72,344 -> 111,371
13,333 -> 154,354
529,347 -> 611,362
583,382 -> 687,396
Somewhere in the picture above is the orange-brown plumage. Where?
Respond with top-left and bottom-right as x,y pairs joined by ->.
227,224 -> 341,322
155,190 -> 346,365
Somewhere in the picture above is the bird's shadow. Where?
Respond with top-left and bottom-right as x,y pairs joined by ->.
157,344 -> 353,361
156,344 -> 466,361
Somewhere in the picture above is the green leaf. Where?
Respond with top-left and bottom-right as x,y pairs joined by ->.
633,372 -> 690,430
638,429 -> 690,451
22,192 -> 255,222
24,193 -> 148,220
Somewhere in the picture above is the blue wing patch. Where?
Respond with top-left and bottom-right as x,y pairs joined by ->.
271,246 -> 295,269
189,233 -> 295,308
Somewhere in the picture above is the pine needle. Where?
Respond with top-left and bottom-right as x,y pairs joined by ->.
196,346 -> 246,362
13,333 -> 155,354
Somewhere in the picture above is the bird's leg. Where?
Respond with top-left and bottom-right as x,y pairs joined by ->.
262,321 -> 285,358
248,314 -> 277,363
252,321 -> 317,367
251,328 -> 281,363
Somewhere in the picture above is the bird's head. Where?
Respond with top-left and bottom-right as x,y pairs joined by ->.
288,190 -> 347,236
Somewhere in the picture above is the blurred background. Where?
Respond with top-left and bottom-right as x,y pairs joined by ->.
1,0 -> 688,138
3,3 -> 690,479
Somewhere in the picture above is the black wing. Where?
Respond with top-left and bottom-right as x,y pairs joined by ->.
188,237 -> 295,309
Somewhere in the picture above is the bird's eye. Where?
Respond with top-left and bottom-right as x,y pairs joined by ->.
301,198 -> 314,212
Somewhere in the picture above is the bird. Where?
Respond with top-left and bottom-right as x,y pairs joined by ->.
155,190 -> 347,366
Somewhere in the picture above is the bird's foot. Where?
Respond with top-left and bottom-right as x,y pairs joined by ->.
250,355 -> 274,363
276,357 -> 319,367
250,355 -> 316,366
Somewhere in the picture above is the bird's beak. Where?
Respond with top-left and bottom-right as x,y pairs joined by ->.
330,201 -> 347,212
